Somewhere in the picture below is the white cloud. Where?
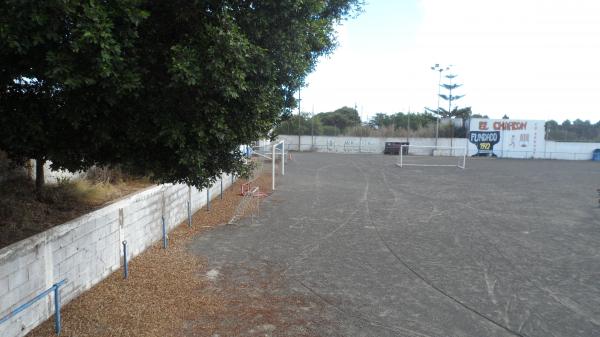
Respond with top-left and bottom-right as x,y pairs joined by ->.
416,0 -> 600,120
301,0 -> 600,122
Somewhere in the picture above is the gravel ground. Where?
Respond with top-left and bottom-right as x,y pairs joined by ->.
26,154 -> 600,337
27,171 -> 295,337
189,153 -> 600,337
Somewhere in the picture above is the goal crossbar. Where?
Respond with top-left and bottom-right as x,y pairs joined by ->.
397,145 -> 466,169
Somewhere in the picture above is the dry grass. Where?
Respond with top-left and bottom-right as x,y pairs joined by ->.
0,176 -> 151,249
26,171 -> 330,337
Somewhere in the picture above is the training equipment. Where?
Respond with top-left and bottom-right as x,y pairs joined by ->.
251,140 -> 286,190
397,145 -> 466,169
228,186 -> 261,225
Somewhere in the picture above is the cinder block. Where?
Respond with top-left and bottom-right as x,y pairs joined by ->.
72,219 -> 97,242
0,258 -> 19,279
26,261 -> 45,289
53,241 -> 78,265
0,284 -> 19,313
8,268 -> 28,291
57,254 -> 75,277
0,275 -> 8,297
0,318 -> 20,337
95,237 -> 107,252
9,281 -> 42,310
51,229 -> 74,252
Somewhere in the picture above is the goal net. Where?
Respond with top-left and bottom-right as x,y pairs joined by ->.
396,145 -> 466,169
244,140 -> 286,191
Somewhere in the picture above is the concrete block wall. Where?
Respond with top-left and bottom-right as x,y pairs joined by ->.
0,173 -> 235,337
279,135 -> 466,154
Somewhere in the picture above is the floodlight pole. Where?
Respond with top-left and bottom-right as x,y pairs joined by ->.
435,69 -> 441,146
298,87 -> 301,151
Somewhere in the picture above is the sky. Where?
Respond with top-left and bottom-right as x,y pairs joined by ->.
300,0 -> 600,123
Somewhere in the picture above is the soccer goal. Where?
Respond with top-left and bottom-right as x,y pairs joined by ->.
247,140 -> 286,190
396,145 -> 467,169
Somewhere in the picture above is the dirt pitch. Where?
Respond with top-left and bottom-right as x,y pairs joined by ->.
190,153 -> 600,337
27,153 -> 600,337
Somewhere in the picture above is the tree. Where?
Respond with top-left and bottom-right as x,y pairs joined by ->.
545,120 -> 559,129
438,74 -> 464,117
453,106 -> 472,133
0,0 -> 362,192
274,113 -> 317,136
546,119 -> 600,141
502,114 -> 510,119
368,113 -> 393,129
317,106 -> 361,132
425,72 -> 464,121
471,114 -> 489,118
0,1 -> 147,197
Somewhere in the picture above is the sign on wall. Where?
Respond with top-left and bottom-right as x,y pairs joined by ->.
468,119 -> 546,158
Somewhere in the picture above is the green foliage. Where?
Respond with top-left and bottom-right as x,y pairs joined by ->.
427,72 -> 465,118
275,106 -> 361,136
275,113 -> 318,136
546,119 -> 600,141
316,106 -> 361,131
0,0 -> 361,189
0,1 -> 147,166
236,160 -> 257,180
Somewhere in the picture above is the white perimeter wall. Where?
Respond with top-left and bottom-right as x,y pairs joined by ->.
0,174 -> 235,337
279,135 -> 467,154
278,135 -> 600,160
543,141 -> 600,160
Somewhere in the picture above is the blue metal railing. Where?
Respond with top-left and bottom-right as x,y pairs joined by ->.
0,279 -> 67,335
206,188 -> 211,211
122,241 -> 129,279
161,216 -> 168,249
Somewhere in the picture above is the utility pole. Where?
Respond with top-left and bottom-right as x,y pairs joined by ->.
358,104 -> 362,153
298,87 -> 301,151
407,106 -> 411,142
311,105 -> 314,149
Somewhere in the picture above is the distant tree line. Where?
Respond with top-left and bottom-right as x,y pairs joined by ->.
545,119 -> 600,141
276,106 -> 475,138
278,108 -> 600,142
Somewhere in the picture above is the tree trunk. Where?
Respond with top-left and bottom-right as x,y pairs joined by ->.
35,158 -> 45,199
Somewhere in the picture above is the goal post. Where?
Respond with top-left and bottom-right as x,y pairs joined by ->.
246,140 -> 286,190
397,145 -> 466,169
271,140 -> 285,190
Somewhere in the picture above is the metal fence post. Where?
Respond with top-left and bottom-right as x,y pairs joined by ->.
162,216 -> 167,249
0,280 -> 66,335
188,186 -> 192,227
122,241 -> 129,279
187,200 -> 192,227
206,188 -> 210,211
53,284 -> 61,335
